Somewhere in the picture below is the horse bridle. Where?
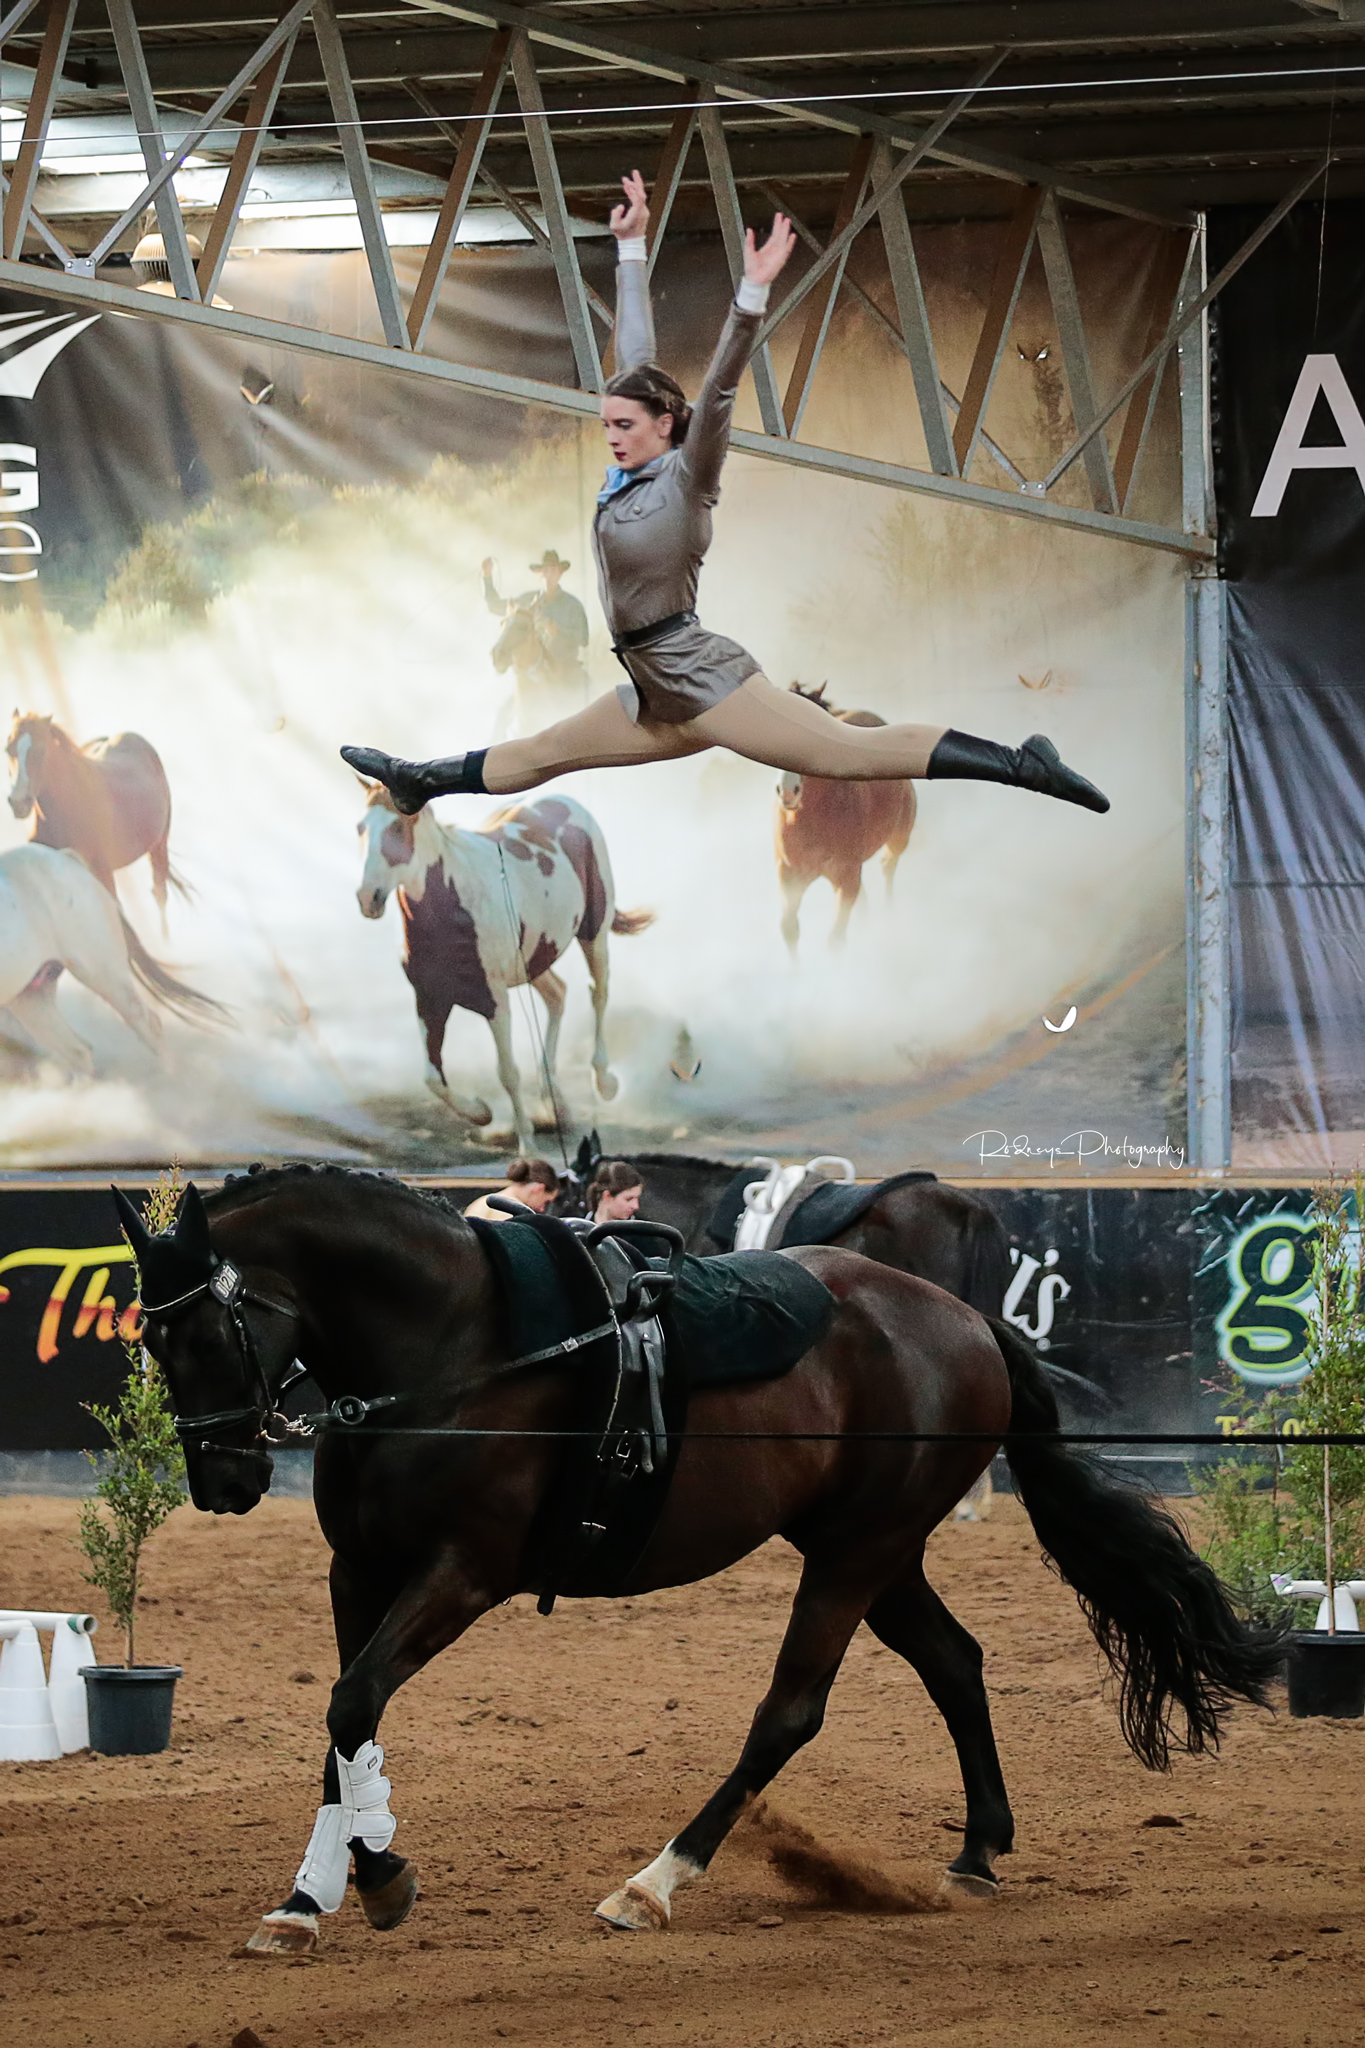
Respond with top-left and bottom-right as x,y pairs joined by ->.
145,1256 -> 306,1459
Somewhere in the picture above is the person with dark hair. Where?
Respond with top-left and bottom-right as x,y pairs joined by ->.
343,173 -> 1106,818
463,1156 -> 560,1222
588,1159 -> 643,1225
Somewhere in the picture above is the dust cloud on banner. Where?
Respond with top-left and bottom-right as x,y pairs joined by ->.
0,221 -> 1187,1175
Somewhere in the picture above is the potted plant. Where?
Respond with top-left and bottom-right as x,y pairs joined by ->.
1190,1400 -> 1292,1633
1279,1174 -> 1365,1717
78,1170 -> 188,1756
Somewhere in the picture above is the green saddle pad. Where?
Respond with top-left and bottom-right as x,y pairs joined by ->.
471,1221 -> 831,1389
670,1249 -> 833,1387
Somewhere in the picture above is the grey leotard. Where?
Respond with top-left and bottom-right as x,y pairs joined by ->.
591,259 -> 763,724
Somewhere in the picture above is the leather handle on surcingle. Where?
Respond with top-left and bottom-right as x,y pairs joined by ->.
584,1218 -> 687,1279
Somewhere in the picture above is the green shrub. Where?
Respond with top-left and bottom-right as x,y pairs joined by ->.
78,1169 -> 187,1666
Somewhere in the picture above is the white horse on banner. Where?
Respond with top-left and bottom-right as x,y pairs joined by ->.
0,844 -> 221,1075
355,786 -> 652,1149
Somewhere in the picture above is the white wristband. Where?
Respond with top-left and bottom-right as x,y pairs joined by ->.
735,276 -> 770,315
616,236 -> 647,263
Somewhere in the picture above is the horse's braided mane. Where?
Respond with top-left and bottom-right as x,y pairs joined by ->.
207,1160 -> 465,1222
630,1150 -> 739,1174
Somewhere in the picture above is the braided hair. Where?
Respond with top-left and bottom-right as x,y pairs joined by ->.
602,364 -> 693,446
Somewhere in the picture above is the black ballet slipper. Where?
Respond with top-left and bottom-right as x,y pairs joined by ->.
341,745 -> 488,812
926,730 -> 1109,814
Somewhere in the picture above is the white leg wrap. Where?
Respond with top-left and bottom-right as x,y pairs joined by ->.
630,1841 -> 704,1910
294,1805 -> 350,1915
337,1740 -> 397,1855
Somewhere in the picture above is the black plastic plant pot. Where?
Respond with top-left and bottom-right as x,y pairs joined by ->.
80,1665 -> 183,1755
1286,1632 -> 1365,1720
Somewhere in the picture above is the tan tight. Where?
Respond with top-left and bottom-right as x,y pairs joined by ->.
483,673 -> 947,795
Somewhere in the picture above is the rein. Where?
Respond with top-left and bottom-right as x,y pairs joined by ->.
158,1251 -> 619,1455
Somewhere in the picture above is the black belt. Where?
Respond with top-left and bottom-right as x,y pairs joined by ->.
612,609 -> 697,653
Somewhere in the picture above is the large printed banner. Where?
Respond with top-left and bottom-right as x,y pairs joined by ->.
0,1181 -> 1308,1462
1214,199 -> 1365,1171
0,224 -> 1187,1174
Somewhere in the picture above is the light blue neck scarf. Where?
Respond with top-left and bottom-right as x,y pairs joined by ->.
597,464 -> 632,505
597,452 -> 665,506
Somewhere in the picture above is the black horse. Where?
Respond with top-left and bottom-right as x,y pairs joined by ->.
118,1167 -> 1278,1959
561,1139 -> 1009,1309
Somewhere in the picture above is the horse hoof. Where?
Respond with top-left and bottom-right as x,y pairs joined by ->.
939,1870 -> 999,1903
594,1880 -> 669,1932
244,1910 -> 319,1956
593,1070 -> 620,1102
359,1861 -> 418,1932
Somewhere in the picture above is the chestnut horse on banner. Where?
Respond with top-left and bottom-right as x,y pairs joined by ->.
6,713 -> 185,927
776,686 -> 915,953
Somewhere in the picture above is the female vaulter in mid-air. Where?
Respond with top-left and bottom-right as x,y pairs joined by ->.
343,171 -> 1108,817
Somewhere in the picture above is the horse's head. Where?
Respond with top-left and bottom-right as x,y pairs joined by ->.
777,771 -> 804,814
6,711 -> 54,819
356,782 -> 420,919
114,1182 -> 300,1517
551,1129 -> 602,1217
491,603 -> 541,678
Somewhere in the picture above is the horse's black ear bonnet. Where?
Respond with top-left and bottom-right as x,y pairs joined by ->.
112,1182 -> 217,1312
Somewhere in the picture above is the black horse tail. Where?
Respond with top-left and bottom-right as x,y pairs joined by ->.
963,1197 -> 1010,1314
990,1315 -> 1285,1770
120,915 -> 230,1026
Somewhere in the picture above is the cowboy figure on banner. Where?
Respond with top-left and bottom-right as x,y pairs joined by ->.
482,549 -> 590,737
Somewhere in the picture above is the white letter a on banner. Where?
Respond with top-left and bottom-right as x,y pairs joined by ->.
1251,353 -> 1365,516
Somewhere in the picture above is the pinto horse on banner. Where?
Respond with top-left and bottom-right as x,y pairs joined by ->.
356,785 -> 651,1149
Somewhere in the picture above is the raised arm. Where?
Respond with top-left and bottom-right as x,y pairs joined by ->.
609,168 -> 656,371
480,557 -> 508,619
680,210 -> 796,504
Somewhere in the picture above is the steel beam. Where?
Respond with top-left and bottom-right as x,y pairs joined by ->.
405,33 -> 509,349
313,0 -> 411,348
781,133 -> 870,436
398,1 -> 1193,228
645,106 -> 694,277
473,159 -> 613,330
1178,216 -> 1228,1173
47,18 -> 1365,105
871,136 -> 956,475
509,25 -> 599,390
0,257 -> 1213,560
199,20 -> 299,303
87,0 -> 317,273
26,2 -> 1333,65
1035,190 -> 1118,514
952,184 -> 1040,476
759,180 -> 1026,486
3,0 -> 77,263
1044,157 -> 1329,494
0,0 -> 45,42
103,0 -> 200,299
755,50 -> 1005,353
1113,230 -> 1196,512
1177,224 -> 1215,543
0,166 -> 74,264
698,101 -> 785,436
1185,575 -> 1230,1174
